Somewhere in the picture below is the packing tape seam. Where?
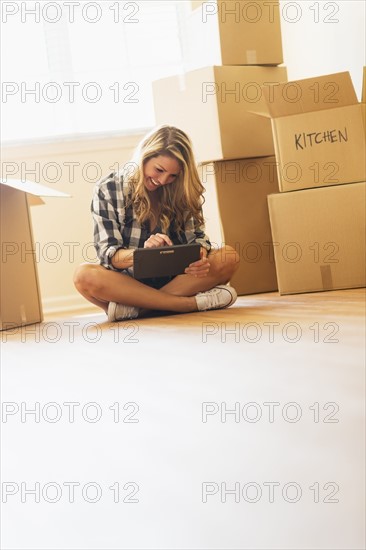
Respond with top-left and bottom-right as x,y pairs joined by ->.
320,265 -> 333,290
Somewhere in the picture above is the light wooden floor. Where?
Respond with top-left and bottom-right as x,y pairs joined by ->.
2,289 -> 365,550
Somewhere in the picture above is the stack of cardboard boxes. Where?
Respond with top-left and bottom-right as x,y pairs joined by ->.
153,0 -> 287,294
260,71 -> 366,294
153,4 -> 365,297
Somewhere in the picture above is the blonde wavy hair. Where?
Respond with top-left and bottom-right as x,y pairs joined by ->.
121,125 -> 205,235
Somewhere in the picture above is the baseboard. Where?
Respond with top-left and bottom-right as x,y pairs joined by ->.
42,294 -> 100,315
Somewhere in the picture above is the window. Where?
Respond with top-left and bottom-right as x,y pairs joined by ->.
1,1 -> 190,143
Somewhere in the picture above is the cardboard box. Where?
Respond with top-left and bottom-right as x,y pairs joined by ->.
361,67 -> 366,137
254,72 -> 366,192
153,65 -> 287,163
186,0 -> 283,68
0,179 -> 69,331
200,156 -> 279,295
267,182 -> 366,295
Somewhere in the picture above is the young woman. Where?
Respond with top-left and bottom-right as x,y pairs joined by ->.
74,125 -> 240,321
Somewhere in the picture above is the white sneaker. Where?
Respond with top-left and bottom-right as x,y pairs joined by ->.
107,301 -> 139,322
195,285 -> 237,312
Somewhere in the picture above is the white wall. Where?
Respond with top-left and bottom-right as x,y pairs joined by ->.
280,0 -> 365,97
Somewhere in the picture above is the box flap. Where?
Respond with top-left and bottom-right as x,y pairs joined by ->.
0,179 -> 70,198
190,0 -> 204,9
362,67 -> 366,103
261,72 -> 358,117
27,195 -> 45,206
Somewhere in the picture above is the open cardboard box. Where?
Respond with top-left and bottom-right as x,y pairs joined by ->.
0,179 -> 70,331
153,65 -> 287,163
186,0 -> 283,69
267,181 -> 366,295
253,72 -> 366,192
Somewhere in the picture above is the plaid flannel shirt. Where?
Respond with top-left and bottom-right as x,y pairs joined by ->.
91,172 -> 211,271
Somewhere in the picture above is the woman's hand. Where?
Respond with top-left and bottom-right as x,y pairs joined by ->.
184,247 -> 210,278
144,233 -> 173,248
